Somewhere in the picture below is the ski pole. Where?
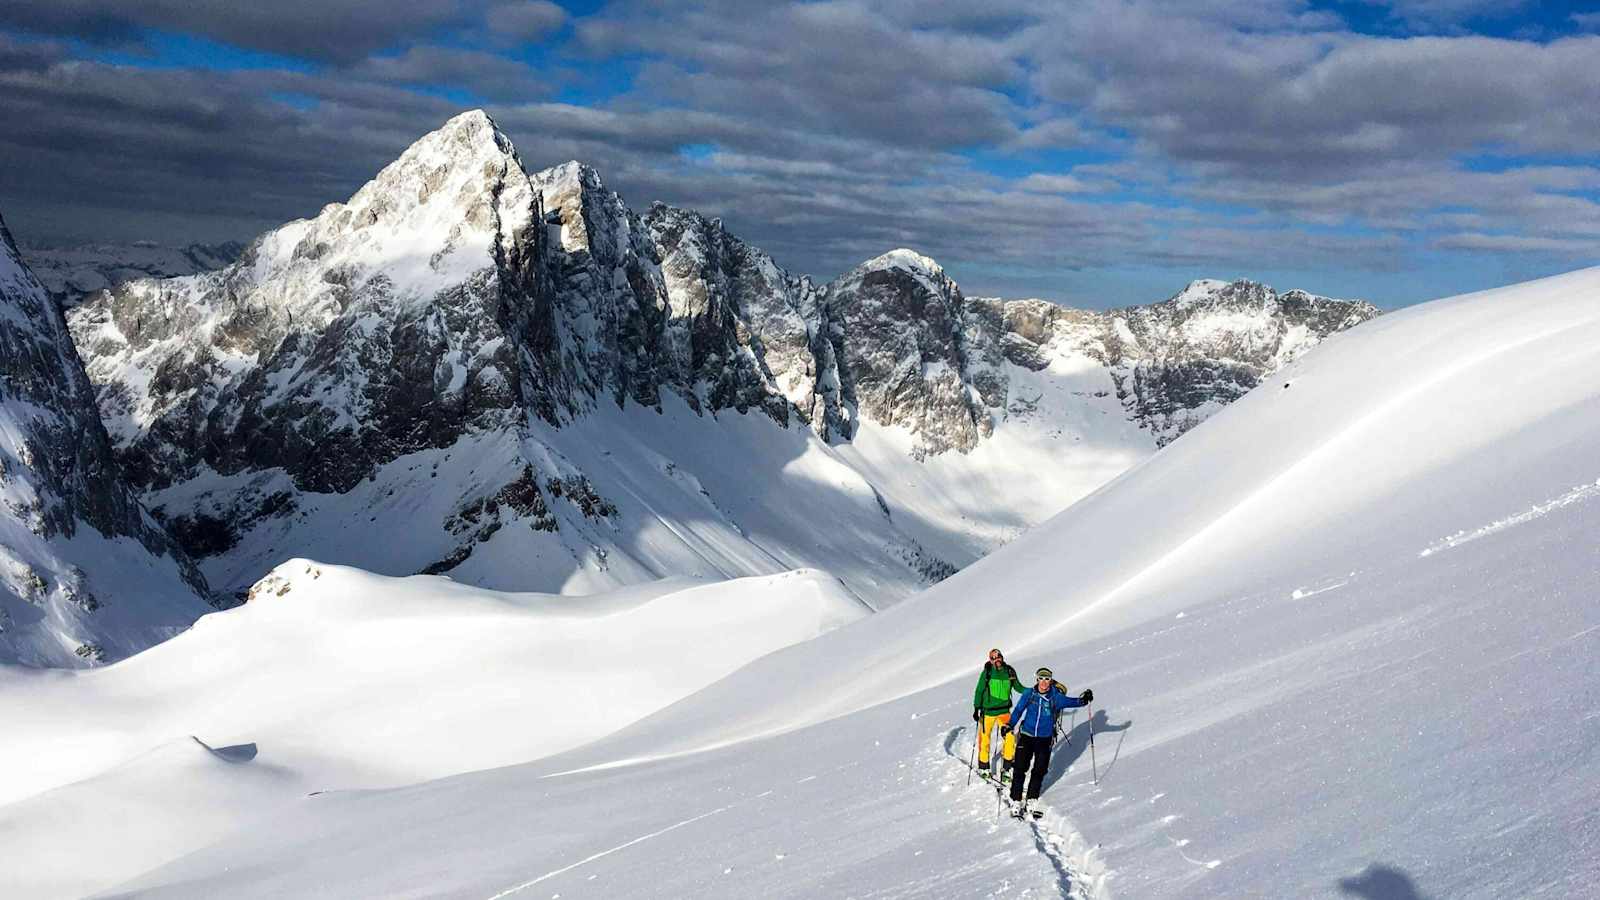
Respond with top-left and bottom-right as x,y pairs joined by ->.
1087,701 -> 1098,785
968,719 -> 979,786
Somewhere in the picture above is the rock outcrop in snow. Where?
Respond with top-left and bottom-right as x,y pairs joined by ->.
0,211 -> 212,666
64,110 -> 1375,604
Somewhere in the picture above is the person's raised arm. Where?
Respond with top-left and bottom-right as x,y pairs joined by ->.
1053,688 -> 1088,711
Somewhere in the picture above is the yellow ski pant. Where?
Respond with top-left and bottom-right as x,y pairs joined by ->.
979,713 -> 1017,766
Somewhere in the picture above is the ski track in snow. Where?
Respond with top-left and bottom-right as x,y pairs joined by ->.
1419,477 -> 1600,558
483,804 -> 734,899
941,726 -> 1113,900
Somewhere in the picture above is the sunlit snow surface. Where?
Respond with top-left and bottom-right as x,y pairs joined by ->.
6,267 -> 1600,898
0,562 -> 864,898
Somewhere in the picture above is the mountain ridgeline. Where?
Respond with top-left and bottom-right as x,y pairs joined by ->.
61,110 -> 1377,618
0,214 -> 212,667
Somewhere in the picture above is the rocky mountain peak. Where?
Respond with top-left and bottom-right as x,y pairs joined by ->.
68,111 -> 548,500
826,246 -> 1005,457
390,108 -> 518,176
311,109 -> 532,282
860,248 -> 945,276
1168,278 -> 1235,309
531,160 -> 621,258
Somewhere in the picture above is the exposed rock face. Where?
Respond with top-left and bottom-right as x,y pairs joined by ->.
822,261 -> 1378,455
0,212 -> 212,666
64,109 -> 1378,608
824,250 -> 1004,458
20,240 -> 244,308
1099,279 -> 1381,445
70,110 -> 543,498
643,202 -> 846,433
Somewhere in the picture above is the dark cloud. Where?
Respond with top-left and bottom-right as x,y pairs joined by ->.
578,1 -> 1025,149
1032,5 -> 1600,172
355,45 -> 550,101
0,1 -> 496,63
0,0 -> 1596,306
486,1 -> 567,44
0,41 -> 457,241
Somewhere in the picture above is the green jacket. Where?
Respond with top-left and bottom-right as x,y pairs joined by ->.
974,663 -> 1026,715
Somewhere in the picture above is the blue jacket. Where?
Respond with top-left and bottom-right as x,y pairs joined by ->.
1010,686 -> 1087,738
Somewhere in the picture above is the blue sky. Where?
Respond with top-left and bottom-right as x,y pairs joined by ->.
2,0 -> 1597,308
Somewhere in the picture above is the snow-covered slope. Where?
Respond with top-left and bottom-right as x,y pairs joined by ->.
0,212 -> 211,667
64,111 -> 1372,612
74,265 -> 1599,898
0,559 -> 865,898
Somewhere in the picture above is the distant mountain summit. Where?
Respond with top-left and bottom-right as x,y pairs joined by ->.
65,110 -> 1377,608
0,213 -> 212,666
1097,278 -> 1380,444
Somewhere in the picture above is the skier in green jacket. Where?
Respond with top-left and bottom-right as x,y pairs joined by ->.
973,648 -> 1026,781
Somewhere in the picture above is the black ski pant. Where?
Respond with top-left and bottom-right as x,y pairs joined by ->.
1009,732 -> 1053,802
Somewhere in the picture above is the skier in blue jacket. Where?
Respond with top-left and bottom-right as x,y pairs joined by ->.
1000,667 -> 1093,815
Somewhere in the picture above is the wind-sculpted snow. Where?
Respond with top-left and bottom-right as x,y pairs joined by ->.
0,213 -> 211,666
64,109 -> 1372,607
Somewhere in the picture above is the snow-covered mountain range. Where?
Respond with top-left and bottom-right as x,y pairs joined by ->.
19,240 -> 243,308
63,110 -> 1376,612
0,214 -> 212,667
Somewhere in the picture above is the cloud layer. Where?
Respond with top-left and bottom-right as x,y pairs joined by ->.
1,0 -> 1595,306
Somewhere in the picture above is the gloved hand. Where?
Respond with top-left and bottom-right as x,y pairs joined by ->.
972,708 -> 982,723
999,724 -> 1012,737
1079,689 -> 1094,703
